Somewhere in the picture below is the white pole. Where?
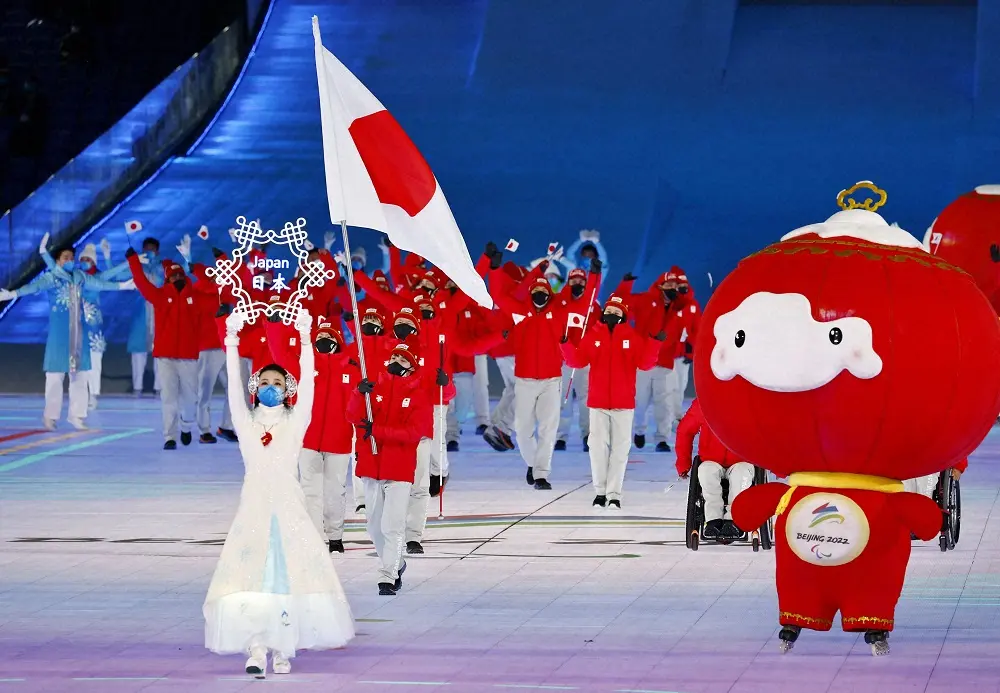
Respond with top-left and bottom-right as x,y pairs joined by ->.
438,333 -> 446,520
339,220 -> 378,455
563,283 -> 599,405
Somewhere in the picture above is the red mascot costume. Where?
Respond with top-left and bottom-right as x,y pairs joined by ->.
922,185 -> 1000,315
692,181 -> 1000,656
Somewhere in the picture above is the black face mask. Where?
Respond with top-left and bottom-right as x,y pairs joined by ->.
570,284 -> 585,298
172,279 -> 186,291
394,323 -> 416,340
678,286 -> 689,295
663,288 -> 678,301
421,309 -> 435,320
448,286 -> 458,295
387,361 -> 409,377
531,292 -> 549,308
315,338 -> 336,354
361,323 -> 382,336
602,312 -> 623,328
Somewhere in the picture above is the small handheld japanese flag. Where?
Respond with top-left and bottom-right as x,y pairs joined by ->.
125,220 -> 142,234
197,225 -> 209,241
547,242 -> 559,254
304,239 -> 315,251
566,312 -> 585,331
505,239 -> 519,252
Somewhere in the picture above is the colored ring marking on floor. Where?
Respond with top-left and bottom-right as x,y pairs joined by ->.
0,427 -> 153,473
0,430 -> 90,456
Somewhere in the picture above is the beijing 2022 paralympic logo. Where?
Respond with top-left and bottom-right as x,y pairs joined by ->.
785,493 -> 870,567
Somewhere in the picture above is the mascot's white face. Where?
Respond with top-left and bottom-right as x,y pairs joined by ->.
710,292 -> 883,393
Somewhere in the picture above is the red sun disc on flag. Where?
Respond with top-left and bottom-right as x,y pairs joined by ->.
349,110 -> 436,217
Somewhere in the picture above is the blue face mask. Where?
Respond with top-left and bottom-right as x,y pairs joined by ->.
62,261 -> 76,272
351,260 -> 363,271
145,250 -> 159,260
257,384 -> 285,408
81,260 -> 94,271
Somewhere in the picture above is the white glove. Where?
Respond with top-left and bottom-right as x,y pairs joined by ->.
176,234 -> 192,262
118,280 -> 136,291
0,289 -> 16,301
225,308 -> 247,337
228,228 -> 238,243
579,229 -> 600,242
323,231 -> 336,250
138,253 -> 151,265
39,232 -> 50,256
99,238 -> 111,263
333,250 -> 348,267
294,308 -> 313,335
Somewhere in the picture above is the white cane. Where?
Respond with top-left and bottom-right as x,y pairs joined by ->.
438,333 -> 446,520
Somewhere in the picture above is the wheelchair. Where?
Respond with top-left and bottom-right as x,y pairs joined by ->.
932,468 -> 961,552
685,456 -> 773,552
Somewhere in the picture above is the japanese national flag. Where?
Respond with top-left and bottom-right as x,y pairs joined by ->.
547,242 -> 559,255
197,225 -> 209,241
125,220 -> 142,234
312,16 -> 492,308
505,239 -> 519,252
566,312 -> 585,331
304,239 -> 315,251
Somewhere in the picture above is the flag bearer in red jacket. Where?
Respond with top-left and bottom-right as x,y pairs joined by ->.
500,258 -> 600,489
675,398 -> 754,541
561,294 -> 662,511
127,249 -> 200,450
188,263 -> 231,444
348,342 -> 433,596
269,318 -> 358,554
555,268 -> 601,452
666,267 -> 701,433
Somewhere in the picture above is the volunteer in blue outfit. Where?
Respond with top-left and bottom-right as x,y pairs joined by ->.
0,241 -> 135,430
565,229 -> 609,285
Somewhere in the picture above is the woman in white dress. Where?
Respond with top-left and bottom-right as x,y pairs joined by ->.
203,308 -> 355,678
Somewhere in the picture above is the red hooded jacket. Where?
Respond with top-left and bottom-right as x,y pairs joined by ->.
560,320 -> 660,409
347,369 -> 433,483
675,398 -> 745,476
128,255 -> 201,360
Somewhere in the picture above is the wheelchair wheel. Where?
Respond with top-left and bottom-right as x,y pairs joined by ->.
751,466 -> 774,551
934,470 -> 961,551
685,457 -> 704,551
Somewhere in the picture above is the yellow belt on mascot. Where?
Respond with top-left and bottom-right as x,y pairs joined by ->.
775,472 -> 904,516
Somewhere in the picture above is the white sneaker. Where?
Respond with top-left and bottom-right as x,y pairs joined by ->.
67,417 -> 88,431
88,396 -> 98,411
43,418 -> 57,431
272,652 -> 291,674
245,647 -> 266,678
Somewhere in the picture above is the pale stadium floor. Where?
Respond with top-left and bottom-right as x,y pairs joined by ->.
1,394 -> 999,693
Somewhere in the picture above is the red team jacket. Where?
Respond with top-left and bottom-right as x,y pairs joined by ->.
129,254 -> 201,360
559,321 -> 660,409
347,370 -> 433,483
674,398 -> 745,476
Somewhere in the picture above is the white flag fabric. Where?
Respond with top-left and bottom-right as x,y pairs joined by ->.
312,16 -> 493,308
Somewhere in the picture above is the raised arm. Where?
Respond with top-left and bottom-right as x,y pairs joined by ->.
127,252 -> 162,304
97,259 -> 133,282
223,310 -> 253,438
289,310 -> 315,436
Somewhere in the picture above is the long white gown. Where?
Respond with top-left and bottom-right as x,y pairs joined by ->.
203,330 -> 355,656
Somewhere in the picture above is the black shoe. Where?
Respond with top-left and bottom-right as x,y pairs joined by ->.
355,504 -> 365,514
582,436 -> 589,452
592,495 -> 607,508
163,440 -> 177,450
534,479 -> 552,490
655,442 -> 671,452
475,424 -> 488,435
446,440 -> 459,452
634,434 -> 646,449
483,427 -> 509,452
703,519 -> 724,540
394,561 -> 407,591
498,429 -> 515,450
607,499 -> 621,511
180,431 -> 192,446
429,475 -> 441,497
526,467 -> 534,485
378,582 -> 397,596
554,440 -> 567,451
406,541 -> 424,554
720,520 -> 742,540
216,427 -> 238,442
200,433 -> 217,444
328,539 -> 344,553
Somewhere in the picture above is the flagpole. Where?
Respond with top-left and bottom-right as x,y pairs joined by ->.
563,284 -> 599,405
438,333 -> 446,520
339,219 -> 378,455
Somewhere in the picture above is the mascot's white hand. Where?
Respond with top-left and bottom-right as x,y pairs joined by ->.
333,250 -> 348,267
99,238 -> 111,262
38,232 -> 50,256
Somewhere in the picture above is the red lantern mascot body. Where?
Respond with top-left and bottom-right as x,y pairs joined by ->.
693,183 -> 1000,656
923,185 -> 1000,315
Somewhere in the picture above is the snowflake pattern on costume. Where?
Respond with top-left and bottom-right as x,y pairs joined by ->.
89,332 -> 106,354
206,216 -> 338,326
54,283 -> 72,310
83,299 -> 101,326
